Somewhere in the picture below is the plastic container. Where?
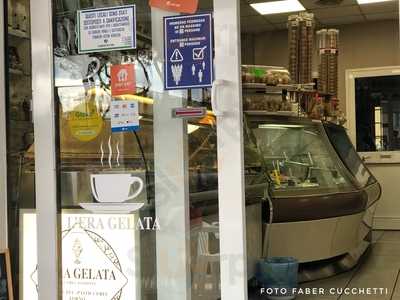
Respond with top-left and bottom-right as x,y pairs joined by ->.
256,257 -> 299,300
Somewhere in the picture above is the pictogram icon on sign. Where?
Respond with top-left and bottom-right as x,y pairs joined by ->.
193,46 -> 207,61
170,49 -> 184,62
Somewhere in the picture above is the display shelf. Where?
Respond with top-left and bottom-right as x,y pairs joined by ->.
243,83 -> 316,93
137,31 -> 152,42
9,68 -> 30,77
8,27 -> 30,39
242,83 -> 267,89
9,68 -> 24,75
244,110 -> 299,117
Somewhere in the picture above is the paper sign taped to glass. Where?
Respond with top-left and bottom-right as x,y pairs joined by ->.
149,0 -> 198,13
111,100 -> 140,133
111,64 -> 137,96
77,5 -> 137,54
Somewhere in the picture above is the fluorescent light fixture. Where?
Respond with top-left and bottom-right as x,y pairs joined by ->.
357,0 -> 393,4
251,0 -> 305,15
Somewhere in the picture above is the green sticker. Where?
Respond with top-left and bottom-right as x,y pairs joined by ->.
252,68 -> 265,78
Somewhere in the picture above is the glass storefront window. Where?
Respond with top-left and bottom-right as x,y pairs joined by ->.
26,0 -> 226,299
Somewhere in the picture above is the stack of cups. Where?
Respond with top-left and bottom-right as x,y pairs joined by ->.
287,13 -> 314,84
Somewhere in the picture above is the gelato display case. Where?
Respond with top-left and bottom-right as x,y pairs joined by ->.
244,112 -> 381,281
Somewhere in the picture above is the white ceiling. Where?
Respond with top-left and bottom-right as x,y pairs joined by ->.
238,0 -> 399,32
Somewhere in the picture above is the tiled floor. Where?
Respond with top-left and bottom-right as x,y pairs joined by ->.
250,230 -> 400,300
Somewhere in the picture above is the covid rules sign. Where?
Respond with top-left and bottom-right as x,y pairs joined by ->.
149,0 -> 198,14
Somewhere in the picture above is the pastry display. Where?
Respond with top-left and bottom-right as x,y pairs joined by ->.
242,65 -> 291,86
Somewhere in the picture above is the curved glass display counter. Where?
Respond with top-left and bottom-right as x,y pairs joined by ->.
244,112 -> 381,281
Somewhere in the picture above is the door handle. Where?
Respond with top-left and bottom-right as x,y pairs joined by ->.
211,79 -> 228,116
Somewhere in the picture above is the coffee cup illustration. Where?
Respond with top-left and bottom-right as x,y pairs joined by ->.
90,174 -> 144,203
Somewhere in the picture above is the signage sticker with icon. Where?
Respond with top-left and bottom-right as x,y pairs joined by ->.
111,64 -> 137,96
149,0 -> 198,14
164,13 -> 213,90
77,5 -> 137,54
111,100 -> 140,133
80,173 -> 146,214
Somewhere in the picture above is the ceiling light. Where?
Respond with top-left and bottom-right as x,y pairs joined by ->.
250,0 -> 306,15
357,0 -> 393,4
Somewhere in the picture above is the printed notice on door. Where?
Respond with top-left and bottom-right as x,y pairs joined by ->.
77,5 -> 137,54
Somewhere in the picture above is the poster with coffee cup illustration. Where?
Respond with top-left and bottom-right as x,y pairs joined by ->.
149,0 -> 198,14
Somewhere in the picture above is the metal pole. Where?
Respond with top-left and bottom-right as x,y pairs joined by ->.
0,0 -> 8,249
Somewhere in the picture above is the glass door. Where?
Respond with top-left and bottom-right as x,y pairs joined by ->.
30,0 -> 247,300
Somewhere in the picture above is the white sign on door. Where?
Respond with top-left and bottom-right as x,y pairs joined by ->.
21,211 -> 141,300
77,5 -> 137,54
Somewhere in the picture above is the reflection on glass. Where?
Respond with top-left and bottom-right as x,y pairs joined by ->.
245,117 -> 353,195
356,76 -> 400,152
324,123 -> 376,188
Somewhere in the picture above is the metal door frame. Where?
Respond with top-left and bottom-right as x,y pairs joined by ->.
31,0 -> 59,298
30,0 -> 248,299
0,0 -> 8,249
214,1 -> 248,299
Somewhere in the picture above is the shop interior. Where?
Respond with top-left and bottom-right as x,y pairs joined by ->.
3,0 -> 400,299
237,0 -> 400,299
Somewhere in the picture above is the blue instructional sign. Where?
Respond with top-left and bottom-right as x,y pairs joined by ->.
164,13 -> 214,90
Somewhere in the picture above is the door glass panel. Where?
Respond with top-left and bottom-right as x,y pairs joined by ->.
5,0 -> 35,299
34,0 -> 220,299
356,75 -> 400,152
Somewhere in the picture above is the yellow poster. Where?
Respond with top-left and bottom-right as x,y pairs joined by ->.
68,101 -> 103,142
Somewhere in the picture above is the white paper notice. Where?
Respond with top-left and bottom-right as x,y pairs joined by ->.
111,100 -> 140,133
78,5 -> 137,54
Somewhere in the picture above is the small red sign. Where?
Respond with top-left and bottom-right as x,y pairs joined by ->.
149,0 -> 198,14
111,64 -> 136,96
